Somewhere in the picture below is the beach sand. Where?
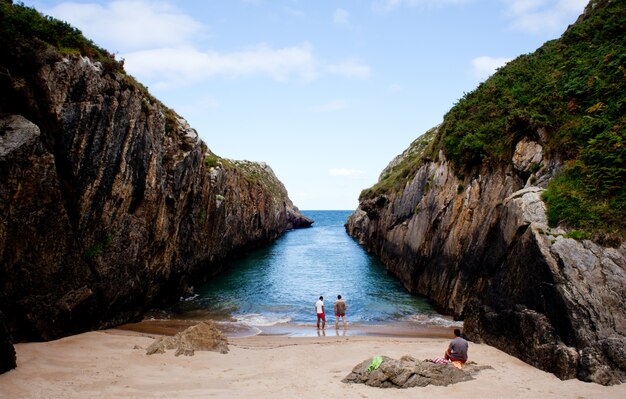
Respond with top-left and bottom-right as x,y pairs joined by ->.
1,327 -> 624,399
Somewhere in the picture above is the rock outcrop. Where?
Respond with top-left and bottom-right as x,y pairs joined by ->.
145,321 -> 229,356
0,310 -> 16,373
342,355 -> 490,388
347,0 -> 625,385
347,134 -> 625,384
0,2 -> 312,355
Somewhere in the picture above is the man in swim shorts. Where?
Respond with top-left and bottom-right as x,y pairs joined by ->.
334,294 -> 347,329
315,296 -> 325,330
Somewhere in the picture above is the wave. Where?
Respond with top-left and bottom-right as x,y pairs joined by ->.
179,294 -> 199,302
402,313 -> 463,328
235,313 -> 292,326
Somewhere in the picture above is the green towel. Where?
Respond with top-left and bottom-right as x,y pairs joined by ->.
367,356 -> 383,372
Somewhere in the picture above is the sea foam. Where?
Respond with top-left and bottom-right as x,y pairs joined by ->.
236,313 -> 292,326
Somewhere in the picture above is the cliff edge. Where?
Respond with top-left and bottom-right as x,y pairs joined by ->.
0,0 -> 311,369
347,0 -> 625,385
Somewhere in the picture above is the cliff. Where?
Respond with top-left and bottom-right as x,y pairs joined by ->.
347,0 -> 625,385
0,0 -> 311,369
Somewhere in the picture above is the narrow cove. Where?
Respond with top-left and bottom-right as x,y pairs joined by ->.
138,211 -> 461,337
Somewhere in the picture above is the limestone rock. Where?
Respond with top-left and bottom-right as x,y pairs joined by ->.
512,138 -> 543,174
342,355 -> 490,388
146,321 -> 229,356
0,39 -> 311,345
0,115 -> 40,158
346,0 -> 626,386
347,131 -> 626,385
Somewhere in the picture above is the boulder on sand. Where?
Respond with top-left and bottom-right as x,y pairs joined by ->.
342,355 -> 491,388
146,321 -> 229,356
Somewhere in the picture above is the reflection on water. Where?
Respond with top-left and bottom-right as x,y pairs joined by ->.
150,211 -> 461,334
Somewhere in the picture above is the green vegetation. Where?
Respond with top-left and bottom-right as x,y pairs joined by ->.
542,168 -> 623,244
565,230 -> 592,241
360,126 -> 437,199
234,161 -> 287,198
0,1 -> 160,107
204,153 -> 219,169
531,162 -> 541,174
0,1 -> 122,72
441,0 -> 625,242
438,0 -> 625,173
83,231 -> 113,261
197,208 -> 207,225
164,108 -> 179,136
362,0 -> 625,242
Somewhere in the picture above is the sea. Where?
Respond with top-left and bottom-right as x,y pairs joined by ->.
147,210 -> 461,336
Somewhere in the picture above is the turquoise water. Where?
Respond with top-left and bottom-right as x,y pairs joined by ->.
156,210 -> 459,333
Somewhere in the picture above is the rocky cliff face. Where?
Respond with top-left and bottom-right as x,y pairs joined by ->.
347,131 -> 625,384
0,310 -> 15,373
347,0 -> 625,385
0,50 -> 311,350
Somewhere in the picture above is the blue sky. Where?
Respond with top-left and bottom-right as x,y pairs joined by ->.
25,0 -> 587,210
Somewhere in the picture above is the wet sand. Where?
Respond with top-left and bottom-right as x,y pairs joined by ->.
117,318 -> 458,338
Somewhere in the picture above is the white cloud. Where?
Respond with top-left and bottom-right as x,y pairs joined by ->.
326,60 -> 372,79
333,8 -> 351,26
502,0 -> 588,35
310,100 -> 348,113
43,0 -> 371,87
328,168 -> 365,177
45,0 -> 206,52
123,44 -> 319,88
471,56 -> 512,80
373,0 -> 470,12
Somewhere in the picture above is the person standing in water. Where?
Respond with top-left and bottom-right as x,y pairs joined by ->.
334,294 -> 347,329
315,296 -> 326,330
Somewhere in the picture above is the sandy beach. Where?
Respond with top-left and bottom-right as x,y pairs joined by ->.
1,326 -> 624,399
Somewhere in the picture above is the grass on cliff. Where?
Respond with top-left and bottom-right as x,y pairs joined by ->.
360,126 -> 437,199
365,0 -> 625,242
0,1 -> 122,73
233,160 -> 288,199
0,1 -> 167,108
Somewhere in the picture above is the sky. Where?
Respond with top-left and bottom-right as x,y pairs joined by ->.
24,0 -> 588,210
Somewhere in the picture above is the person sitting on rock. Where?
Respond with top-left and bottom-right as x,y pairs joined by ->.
444,328 -> 468,365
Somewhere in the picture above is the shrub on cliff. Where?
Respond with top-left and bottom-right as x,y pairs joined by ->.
0,1 -> 121,71
365,0 -> 625,242
442,0 -> 625,242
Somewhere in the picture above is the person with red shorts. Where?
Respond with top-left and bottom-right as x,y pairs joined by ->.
334,294 -> 347,329
315,296 -> 325,330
